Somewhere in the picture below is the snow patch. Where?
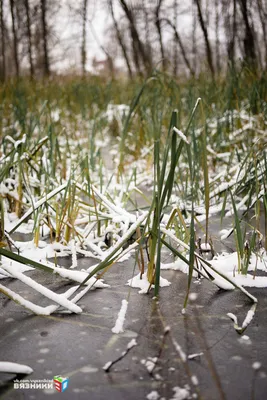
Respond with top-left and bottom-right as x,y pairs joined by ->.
127,271 -> 171,294
170,386 -> 190,400
252,362 -> 261,370
146,391 -> 160,400
112,299 -> 128,334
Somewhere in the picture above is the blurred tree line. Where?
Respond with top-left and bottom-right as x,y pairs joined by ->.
0,0 -> 266,81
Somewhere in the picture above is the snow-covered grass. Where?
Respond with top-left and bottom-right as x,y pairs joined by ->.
0,361 -> 33,375
0,73 -> 267,332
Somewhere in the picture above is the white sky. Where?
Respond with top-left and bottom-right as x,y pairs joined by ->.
52,0 -> 117,73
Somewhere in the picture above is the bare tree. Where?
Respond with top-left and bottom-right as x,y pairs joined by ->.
238,0 -> 257,67
1,0 -> 266,79
192,0 -> 197,75
162,18 -> 194,77
229,0 -> 237,66
256,0 -> 267,68
215,0 -> 221,72
239,0 -> 256,66
172,0 -> 178,75
109,0 -> 133,79
24,0 -> 34,78
0,0 -> 5,81
81,0 -> 88,76
222,0 -> 237,67
142,0 -> 152,67
155,0 -> 167,71
40,0 -> 50,76
194,0 -> 214,77
10,0 -> 20,76
119,0 -> 152,75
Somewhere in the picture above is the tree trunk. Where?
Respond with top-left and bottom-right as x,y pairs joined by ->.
132,35 -> 143,77
10,0 -> 20,77
81,0 -> 88,76
238,0 -> 257,67
256,0 -> 267,69
143,0 -> 152,67
194,0 -> 214,78
109,0 -> 133,79
222,0 -> 237,67
192,0 -> 197,75
24,0 -> 34,78
119,0 -> 152,75
40,0 -> 50,76
215,0 -> 220,73
0,0 -> 5,81
172,0 -> 178,75
228,0 -> 237,66
155,0 -> 166,71
162,18 -> 194,77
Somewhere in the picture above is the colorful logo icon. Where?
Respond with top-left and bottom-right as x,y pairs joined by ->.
53,376 -> 69,392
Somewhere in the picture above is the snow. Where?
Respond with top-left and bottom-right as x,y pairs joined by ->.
14,240 -> 70,260
127,339 -> 137,349
112,299 -> 128,334
52,266 -> 109,288
141,357 -> 158,373
238,335 -> 251,345
240,335 -> 250,341
161,259 -> 189,274
146,391 -> 160,400
173,127 -> 189,144
70,239 -> 78,269
0,267 -> 31,279
105,104 -> 130,124
0,283 -> 58,315
170,386 -> 190,400
105,211 -> 148,258
90,184 -> 137,224
188,292 -> 198,301
241,308 -> 256,329
127,271 -> 171,294
227,313 -> 238,325
191,375 -> 199,386
14,134 -> 27,149
212,251 -> 267,274
252,362 -> 261,370
228,301 -> 257,333
1,264 -> 82,314
200,242 -> 211,251
160,231 -> 267,291
39,348 -> 50,354
0,254 -> 34,278
188,352 -> 203,360
0,361 -> 33,375
172,340 -> 187,362
80,366 -> 99,373
0,241 -> 108,291
102,361 -> 112,371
